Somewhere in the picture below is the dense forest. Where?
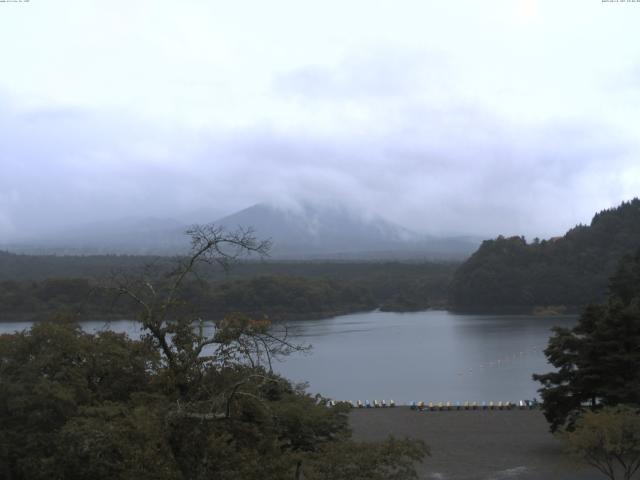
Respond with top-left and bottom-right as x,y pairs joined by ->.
5,199 -> 640,320
450,199 -> 640,311
0,228 -> 428,479
0,253 -> 455,321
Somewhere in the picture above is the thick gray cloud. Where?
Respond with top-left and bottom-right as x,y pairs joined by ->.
0,92 -> 634,242
1,1 -> 639,243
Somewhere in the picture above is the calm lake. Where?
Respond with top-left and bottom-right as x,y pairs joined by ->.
0,310 -> 576,404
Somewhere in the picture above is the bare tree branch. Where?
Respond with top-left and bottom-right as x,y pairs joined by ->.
106,223 -> 305,423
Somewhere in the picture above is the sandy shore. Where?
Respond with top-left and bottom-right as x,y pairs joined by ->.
349,408 -> 601,480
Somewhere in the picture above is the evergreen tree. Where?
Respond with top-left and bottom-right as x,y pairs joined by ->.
534,249 -> 640,431
451,198 -> 640,310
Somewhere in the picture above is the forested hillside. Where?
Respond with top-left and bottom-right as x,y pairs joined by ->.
450,199 -> 640,311
0,254 -> 455,321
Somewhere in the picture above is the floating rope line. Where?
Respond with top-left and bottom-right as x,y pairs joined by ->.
455,343 -> 546,377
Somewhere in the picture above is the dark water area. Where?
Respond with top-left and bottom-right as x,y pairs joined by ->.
0,310 -> 577,404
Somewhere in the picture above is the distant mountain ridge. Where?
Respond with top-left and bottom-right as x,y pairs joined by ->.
216,203 -> 426,258
4,202 -> 480,259
204,202 -> 479,259
450,198 -> 640,310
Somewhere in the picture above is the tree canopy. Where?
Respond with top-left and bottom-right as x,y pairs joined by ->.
0,255 -> 454,322
560,405 -> 640,480
0,225 -> 428,479
533,248 -> 640,432
450,198 -> 640,311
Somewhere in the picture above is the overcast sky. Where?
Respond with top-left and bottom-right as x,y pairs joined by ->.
1,0 -> 639,241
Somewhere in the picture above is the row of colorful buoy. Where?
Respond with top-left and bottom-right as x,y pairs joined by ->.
326,400 -> 397,408
326,399 -> 540,410
357,399 -> 395,408
409,399 -> 539,411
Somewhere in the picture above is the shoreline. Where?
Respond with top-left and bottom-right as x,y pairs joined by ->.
448,305 -> 583,316
0,306 -> 581,324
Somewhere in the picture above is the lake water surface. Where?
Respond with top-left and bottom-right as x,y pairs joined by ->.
0,310 -> 576,404
277,310 -> 577,404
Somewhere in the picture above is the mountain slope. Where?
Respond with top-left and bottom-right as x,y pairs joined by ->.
4,202 -> 480,259
214,203 -> 479,259
450,198 -> 640,310
215,203 -> 414,255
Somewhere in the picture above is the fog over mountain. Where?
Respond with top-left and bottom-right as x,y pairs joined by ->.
1,2 -> 640,246
215,203 -> 480,259
8,217 -> 188,256
5,203 -> 481,259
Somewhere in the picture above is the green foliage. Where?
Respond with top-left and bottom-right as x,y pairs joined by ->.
560,405 -> 640,480
451,198 -> 640,310
0,261 -> 456,321
534,249 -> 640,432
1,226 -> 427,479
0,321 -> 161,479
0,320 -> 425,479
200,275 -> 376,319
55,403 -> 179,480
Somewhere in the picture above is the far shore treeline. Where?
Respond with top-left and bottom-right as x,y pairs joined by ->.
0,258 -> 454,321
2,198 -> 640,321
